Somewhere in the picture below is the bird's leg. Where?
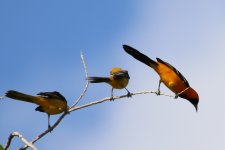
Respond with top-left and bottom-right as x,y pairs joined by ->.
110,88 -> 114,101
156,80 -> 161,95
125,88 -> 132,98
47,114 -> 52,132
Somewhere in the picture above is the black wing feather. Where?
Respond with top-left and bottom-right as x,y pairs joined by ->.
37,91 -> 67,101
156,58 -> 190,87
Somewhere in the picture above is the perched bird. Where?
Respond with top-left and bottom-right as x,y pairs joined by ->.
88,67 -> 131,100
123,45 -> 199,111
5,90 -> 68,129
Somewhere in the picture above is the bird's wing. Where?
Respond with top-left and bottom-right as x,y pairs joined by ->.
156,58 -> 190,87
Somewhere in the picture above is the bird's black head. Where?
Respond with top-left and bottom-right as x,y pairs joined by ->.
178,87 -> 199,111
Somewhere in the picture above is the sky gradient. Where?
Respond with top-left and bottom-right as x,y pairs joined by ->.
1,0 -> 225,149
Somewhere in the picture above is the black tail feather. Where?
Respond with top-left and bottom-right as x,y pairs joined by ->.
123,45 -> 158,67
5,90 -> 36,103
87,77 -> 111,83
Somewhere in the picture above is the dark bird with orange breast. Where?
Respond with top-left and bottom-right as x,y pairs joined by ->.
123,45 -> 199,111
5,90 -> 68,129
88,67 -> 131,100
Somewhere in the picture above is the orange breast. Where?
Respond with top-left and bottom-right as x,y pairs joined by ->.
108,77 -> 129,89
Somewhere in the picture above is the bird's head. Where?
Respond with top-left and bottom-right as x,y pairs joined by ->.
110,67 -> 123,74
179,87 -> 199,111
110,67 -> 130,79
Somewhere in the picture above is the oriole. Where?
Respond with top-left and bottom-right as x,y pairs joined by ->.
88,67 -> 131,100
123,45 -> 199,111
5,90 -> 68,128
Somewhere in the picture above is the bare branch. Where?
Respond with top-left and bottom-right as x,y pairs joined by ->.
19,51 -> 89,150
19,112 -> 67,150
4,132 -> 38,150
18,89 -> 174,149
70,51 -> 89,108
69,90 -> 174,112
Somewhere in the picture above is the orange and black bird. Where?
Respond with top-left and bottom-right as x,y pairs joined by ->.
5,90 -> 68,129
88,67 -> 131,100
123,45 -> 199,111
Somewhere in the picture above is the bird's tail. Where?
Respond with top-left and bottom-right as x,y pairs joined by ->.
87,77 -> 111,83
123,45 -> 158,68
5,90 -> 38,103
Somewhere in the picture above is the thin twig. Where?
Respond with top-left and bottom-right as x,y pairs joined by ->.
70,51 -> 89,108
19,112 -> 67,150
69,90 -> 174,112
5,132 -> 38,150
18,89 -> 174,150
19,51 -> 89,150
20,89 -> 174,149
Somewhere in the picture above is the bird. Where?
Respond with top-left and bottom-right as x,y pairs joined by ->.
123,45 -> 199,111
5,90 -> 68,129
87,67 -> 131,100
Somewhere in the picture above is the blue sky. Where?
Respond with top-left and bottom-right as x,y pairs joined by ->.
1,0 -> 225,149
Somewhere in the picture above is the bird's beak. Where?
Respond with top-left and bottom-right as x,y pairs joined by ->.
194,104 -> 198,112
